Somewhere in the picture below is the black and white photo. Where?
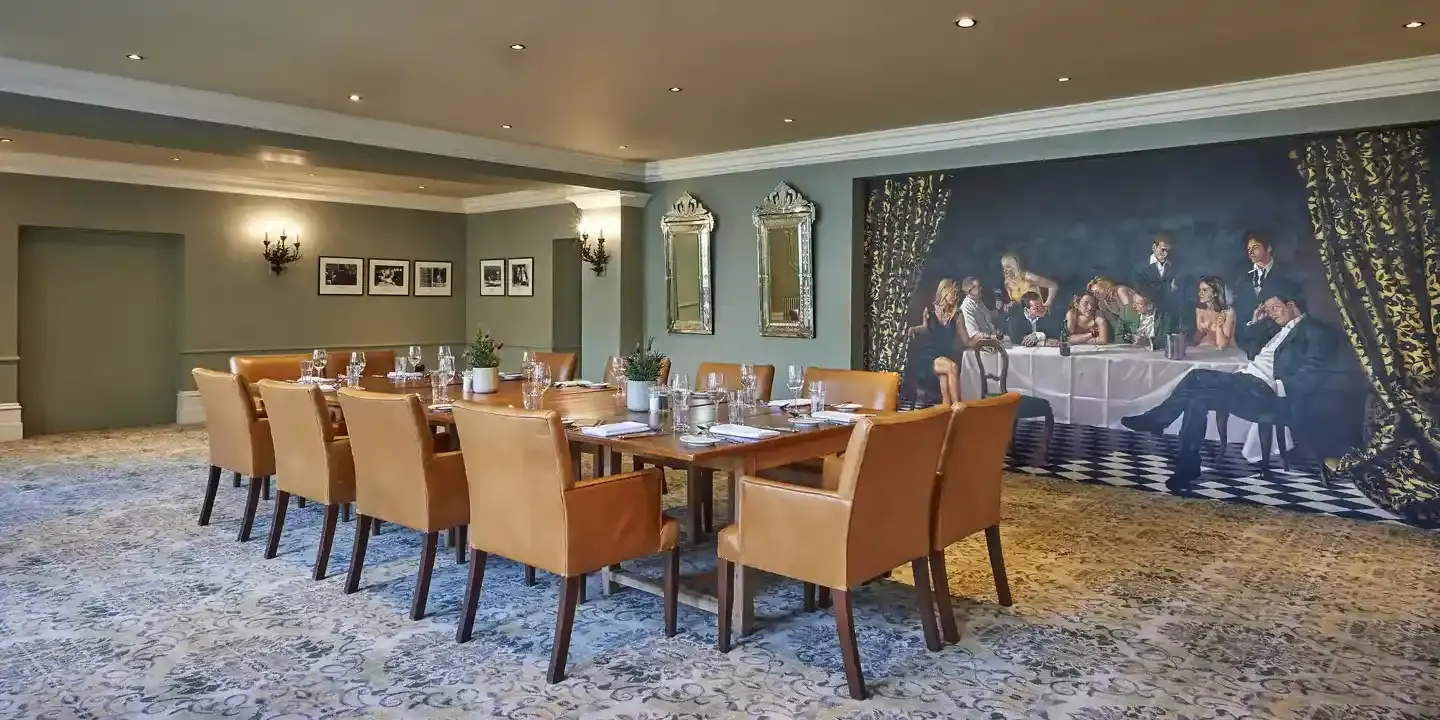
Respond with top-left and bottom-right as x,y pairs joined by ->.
479,258 -> 506,296
318,257 -> 363,295
506,257 -> 534,297
413,260 -> 453,297
367,259 -> 410,296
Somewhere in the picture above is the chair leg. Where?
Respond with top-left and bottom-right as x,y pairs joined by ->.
663,545 -> 680,637
685,467 -> 703,544
446,527 -> 456,548
699,469 -> 715,533
453,525 -> 467,564
547,575 -> 583,683
525,565 -> 537,586
833,589 -> 867,700
237,476 -> 264,542
456,550 -> 488,643
984,525 -> 1014,607
313,504 -> 339,581
199,465 -> 221,526
297,497 -> 307,509
342,502 -> 352,523
802,582 -> 817,612
577,573 -> 587,604
411,531 -> 439,620
264,490 -> 291,559
716,558 -> 734,653
232,471 -> 241,488
930,550 -> 960,643
818,587 -> 832,609
910,556 -> 943,652
372,519 -> 383,536
262,476 -> 271,501
344,515 -> 372,594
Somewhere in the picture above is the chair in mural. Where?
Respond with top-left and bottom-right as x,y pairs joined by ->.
965,339 -> 1053,464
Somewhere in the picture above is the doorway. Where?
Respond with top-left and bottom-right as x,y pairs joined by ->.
551,237 -> 583,366
18,227 -> 180,436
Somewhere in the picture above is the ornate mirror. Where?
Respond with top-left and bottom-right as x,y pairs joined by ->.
753,182 -> 816,338
663,192 -> 715,335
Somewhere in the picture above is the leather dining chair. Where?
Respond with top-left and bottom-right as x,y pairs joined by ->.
694,362 -> 776,402
229,353 -> 311,430
256,380 -> 357,580
326,349 -> 396,379
535,352 -> 579,381
928,393 -> 1021,644
191,369 -> 276,542
450,402 -> 680,683
967,339 -> 1054,463
716,404 -> 955,700
802,367 -> 900,411
336,388 -> 470,620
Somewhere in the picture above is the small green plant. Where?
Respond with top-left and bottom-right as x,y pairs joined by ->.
622,337 -> 666,382
464,326 -> 503,369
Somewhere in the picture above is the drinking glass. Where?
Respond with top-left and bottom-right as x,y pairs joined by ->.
407,345 -> 423,373
739,364 -> 757,407
520,351 -> 537,380
523,387 -> 544,410
531,362 -> 552,393
437,346 -> 453,365
350,351 -> 366,375
346,362 -> 362,388
671,387 -> 693,432
610,357 -> 628,397
312,349 -> 329,378
300,360 -> 315,383
393,357 -> 405,376
706,372 -> 727,402
809,381 -> 826,416
787,365 -> 805,401
438,356 -> 455,400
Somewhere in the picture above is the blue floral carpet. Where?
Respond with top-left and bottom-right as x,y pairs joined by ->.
0,427 -> 1436,719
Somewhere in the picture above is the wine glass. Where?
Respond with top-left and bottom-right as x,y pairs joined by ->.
312,349 -> 328,379
407,345 -> 423,373
531,362 -> 552,394
610,357 -> 628,398
787,365 -> 805,401
437,355 -> 455,401
706,372 -> 727,402
521,350 -> 537,379
437,346 -> 453,370
350,351 -> 366,375
669,372 -> 689,398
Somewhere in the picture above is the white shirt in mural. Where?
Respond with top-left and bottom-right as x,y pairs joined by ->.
1237,315 -> 1303,393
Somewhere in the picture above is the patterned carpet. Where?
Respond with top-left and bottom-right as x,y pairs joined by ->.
1,426 -> 1437,719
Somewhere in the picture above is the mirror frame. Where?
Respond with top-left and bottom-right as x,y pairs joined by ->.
753,182 -> 817,338
662,192 -> 715,335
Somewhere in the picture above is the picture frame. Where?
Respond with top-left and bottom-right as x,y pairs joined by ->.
366,258 -> 410,296
479,258 -> 506,297
413,260 -> 453,297
318,256 -> 363,296
506,257 -> 535,297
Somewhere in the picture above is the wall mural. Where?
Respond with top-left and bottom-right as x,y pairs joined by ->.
863,126 -> 1439,525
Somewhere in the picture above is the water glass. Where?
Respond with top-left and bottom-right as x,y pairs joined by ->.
437,346 -> 453,365
432,371 -> 448,402
671,387 -> 692,432
787,365 -> 805,400
346,362 -> 362,387
393,357 -> 405,376
809,381 -> 826,416
312,349 -> 329,378
300,360 -> 315,383
523,387 -> 544,410
726,390 -> 746,424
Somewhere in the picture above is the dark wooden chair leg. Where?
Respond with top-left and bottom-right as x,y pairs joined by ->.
453,525 -> 467,564
237,475 -> 264,542
410,531 -> 439,620
685,467 -> 702,544
911,556 -> 943,652
524,565 -> 537,586
984,525 -> 1014,607
833,589 -> 867,700
716,558 -> 734,653
456,550 -> 488,643
262,475 -> 271,501
699,469 -> 715,533
547,576 -> 583,683
372,519 -> 383,536
930,549 -> 960,643
297,497 -> 307,508
344,515 -> 372,594
446,527 -> 456,548
199,465 -> 221,526
264,490 -> 291,559
577,573 -> 587,604
663,545 -> 680,637
818,586 -> 832,609
342,502 -> 352,523
313,504 -> 339,580
232,471 -> 241,488
802,582 -> 818,612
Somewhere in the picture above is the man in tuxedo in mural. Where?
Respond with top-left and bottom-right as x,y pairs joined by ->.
1006,291 -> 1062,346
1233,234 -> 1302,325
1132,234 -> 1185,325
1121,294 -> 1349,492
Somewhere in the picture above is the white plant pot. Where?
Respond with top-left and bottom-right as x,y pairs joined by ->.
472,367 -> 499,394
626,380 -> 653,412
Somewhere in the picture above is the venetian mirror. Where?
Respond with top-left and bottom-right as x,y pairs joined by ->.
663,192 -> 715,335
753,182 -> 816,338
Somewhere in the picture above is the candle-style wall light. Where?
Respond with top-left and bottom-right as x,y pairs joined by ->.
260,224 -> 303,274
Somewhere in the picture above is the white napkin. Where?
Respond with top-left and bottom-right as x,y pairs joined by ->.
767,399 -> 809,407
386,372 -> 424,380
812,410 -> 871,424
554,380 -> 589,387
709,424 -> 780,439
428,403 -> 453,411
580,421 -> 651,437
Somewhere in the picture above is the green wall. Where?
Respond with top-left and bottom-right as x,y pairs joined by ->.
0,174 -> 468,404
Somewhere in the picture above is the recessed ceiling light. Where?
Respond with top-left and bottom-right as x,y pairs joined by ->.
955,16 -> 977,28
418,185 -> 427,189
618,145 -> 628,150
669,86 -> 683,93
501,124 -> 512,129
1057,76 -> 1071,82
1405,21 -> 1424,28
0,138 -> 11,143
510,43 -> 526,50
308,172 -> 316,177
348,93 -> 362,102
783,117 -> 795,123
126,53 -> 144,61
170,157 -> 180,161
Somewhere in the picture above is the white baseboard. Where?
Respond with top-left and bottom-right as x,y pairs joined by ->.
176,391 -> 205,426
0,402 -> 21,442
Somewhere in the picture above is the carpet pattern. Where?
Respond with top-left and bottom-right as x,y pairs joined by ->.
0,426 -> 1437,719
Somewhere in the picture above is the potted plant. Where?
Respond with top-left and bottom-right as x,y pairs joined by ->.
464,326 -> 503,394
621,337 -> 666,412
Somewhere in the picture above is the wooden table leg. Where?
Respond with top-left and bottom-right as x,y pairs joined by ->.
600,447 -> 623,596
724,457 -> 757,637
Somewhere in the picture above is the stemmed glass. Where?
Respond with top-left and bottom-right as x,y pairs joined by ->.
739,364 -> 757,407
706,372 -> 727,403
531,362 -> 553,394
436,354 -> 455,401
407,345 -> 423,374
668,372 -> 691,432
312,349 -> 329,379
350,351 -> 366,375
610,357 -> 628,398
437,346 -> 453,371
521,351 -> 537,380
787,365 -> 805,402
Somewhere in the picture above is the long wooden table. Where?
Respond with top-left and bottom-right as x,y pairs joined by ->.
325,375 -> 861,635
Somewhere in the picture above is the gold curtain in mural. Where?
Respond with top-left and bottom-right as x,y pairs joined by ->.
1295,128 -> 1440,522
863,174 -> 951,374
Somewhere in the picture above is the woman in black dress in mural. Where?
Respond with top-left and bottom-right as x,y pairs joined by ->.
906,278 -> 966,404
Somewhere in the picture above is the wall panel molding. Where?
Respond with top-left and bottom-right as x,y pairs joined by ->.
0,402 -> 21,442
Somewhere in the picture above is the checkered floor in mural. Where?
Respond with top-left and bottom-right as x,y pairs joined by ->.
999,419 -> 1421,527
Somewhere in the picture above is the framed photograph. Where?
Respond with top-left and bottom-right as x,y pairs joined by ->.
367,259 -> 410,296
318,256 -> 363,295
479,259 -> 506,297
506,257 -> 534,297
413,260 -> 453,297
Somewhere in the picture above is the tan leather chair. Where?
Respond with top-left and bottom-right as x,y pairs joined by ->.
192,369 -> 276,542
716,404 -> 955,700
231,354 -> 312,384
603,355 -> 671,387
695,362 -> 776,402
450,403 -> 680,683
336,388 -> 470,620
256,380 -> 357,580
535,352 -> 579,381
928,393 -> 1022,643
326,349 -> 397,378
802,367 -> 900,411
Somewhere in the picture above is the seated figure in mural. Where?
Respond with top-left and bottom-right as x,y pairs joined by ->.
1087,276 -> 1137,327
906,277 -> 966,404
959,276 -> 1005,345
1000,254 -> 1060,311
1121,294 -> 1349,492
1006,291 -> 1063,347
1194,276 -> 1237,350
1065,293 -> 1111,345
1114,288 -> 1177,347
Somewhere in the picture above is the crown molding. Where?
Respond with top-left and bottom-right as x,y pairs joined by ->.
0,57 -> 645,183
0,152 -> 470,212
566,189 -> 652,210
646,54 -> 1440,182
460,186 -> 586,214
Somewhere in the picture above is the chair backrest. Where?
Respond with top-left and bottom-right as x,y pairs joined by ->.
833,405 -> 953,585
336,388 -> 434,525
536,352 -> 579,381
968,338 -> 1010,397
604,355 -> 672,387
451,402 -> 572,570
230,353 -> 311,385
192,368 -> 268,474
933,393 -> 1022,549
257,380 -> 338,498
803,367 -> 900,411
694,362 -> 776,402
326,349 -> 396,378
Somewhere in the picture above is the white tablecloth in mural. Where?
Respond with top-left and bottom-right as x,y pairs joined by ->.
960,344 -> 1286,462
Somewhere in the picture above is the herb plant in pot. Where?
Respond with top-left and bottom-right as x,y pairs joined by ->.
464,327 -> 503,394
622,337 -> 666,412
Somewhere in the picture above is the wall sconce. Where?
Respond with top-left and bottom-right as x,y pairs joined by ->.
262,228 -> 302,274
579,228 -> 610,276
